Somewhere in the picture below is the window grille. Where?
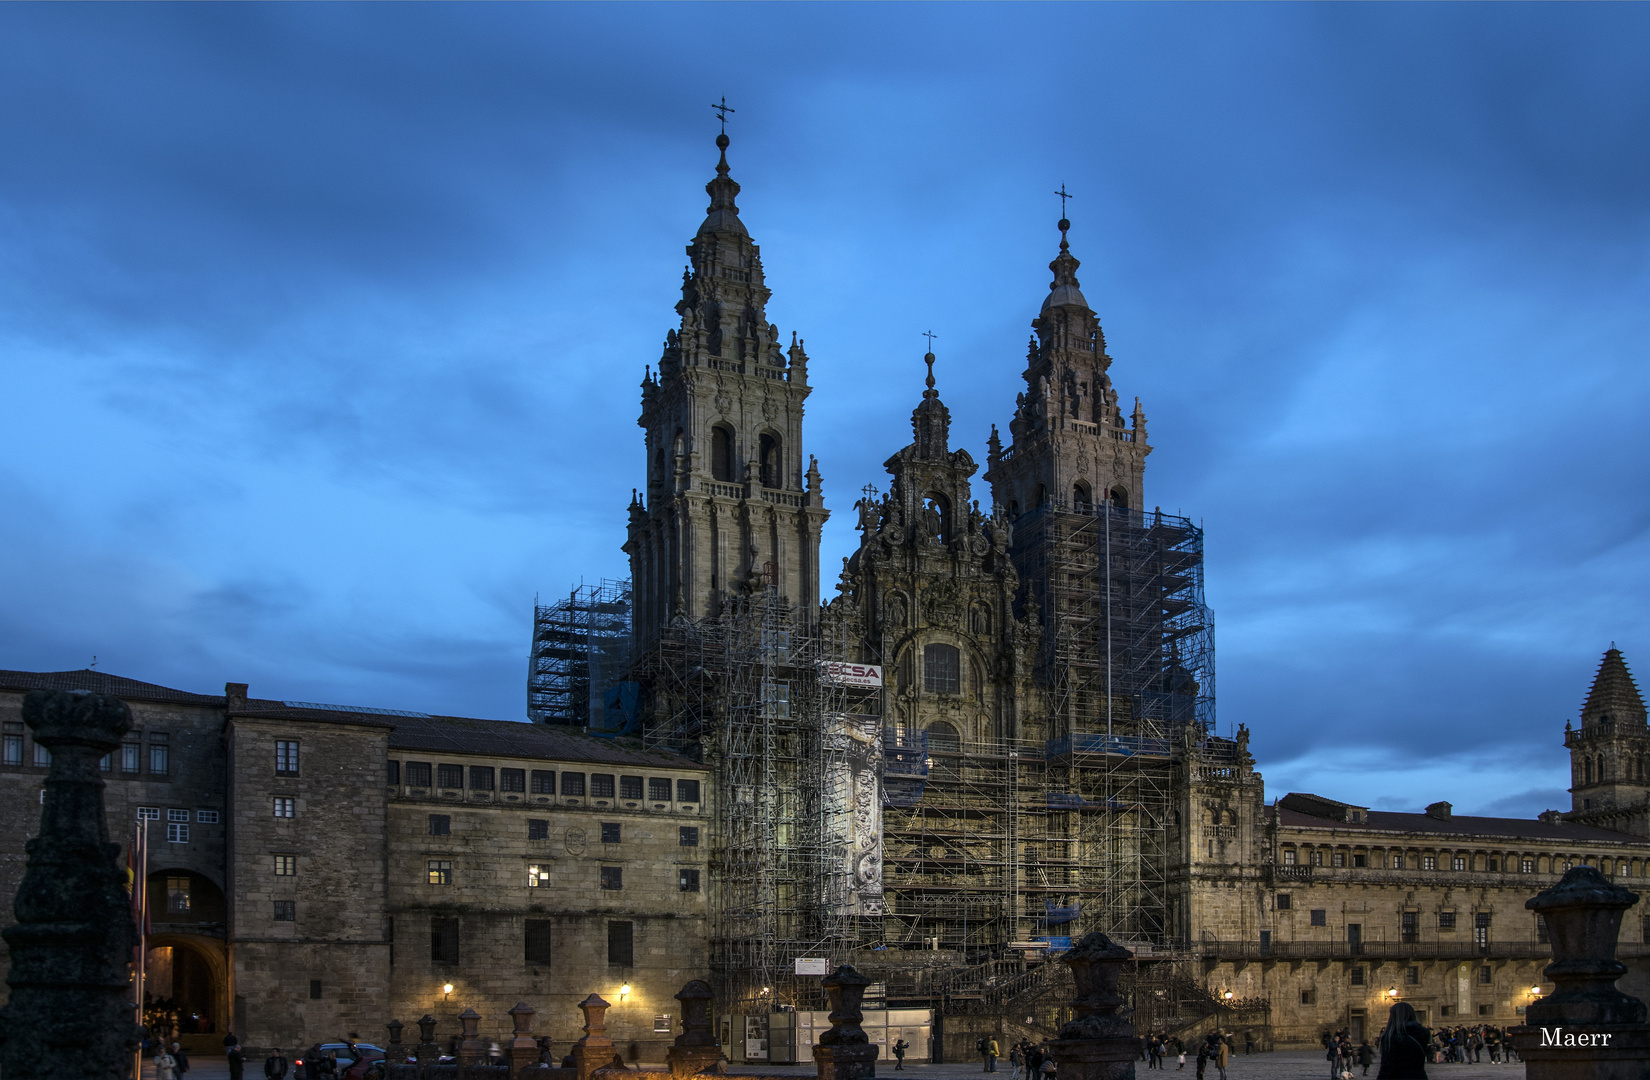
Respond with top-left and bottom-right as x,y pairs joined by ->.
275,740 -> 300,776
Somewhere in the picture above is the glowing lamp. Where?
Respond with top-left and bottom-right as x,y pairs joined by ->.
619,984 -> 632,1000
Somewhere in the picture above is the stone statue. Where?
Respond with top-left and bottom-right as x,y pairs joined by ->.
0,689 -> 143,1079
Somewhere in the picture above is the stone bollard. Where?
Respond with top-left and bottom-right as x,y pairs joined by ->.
1046,932 -> 1139,1080
417,1013 -> 444,1073
458,1007 -> 487,1067
667,979 -> 725,1078
572,994 -> 616,1080
508,1003 -> 543,1077
814,966 -> 879,1080
0,689 -> 144,1080
1511,865 -> 1650,1079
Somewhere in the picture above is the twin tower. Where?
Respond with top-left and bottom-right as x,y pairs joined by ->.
623,132 -> 1152,635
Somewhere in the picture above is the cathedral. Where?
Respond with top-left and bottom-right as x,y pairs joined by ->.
2,128 -> 1649,1059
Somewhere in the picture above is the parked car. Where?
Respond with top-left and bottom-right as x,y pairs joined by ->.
294,1042 -> 389,1079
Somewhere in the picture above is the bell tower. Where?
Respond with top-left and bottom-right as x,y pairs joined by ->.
1565,646 -> 1650,833
625,132 -> 828,642
984,215 -> 1150,516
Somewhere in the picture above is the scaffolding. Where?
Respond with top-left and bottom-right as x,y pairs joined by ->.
527,580 -> 633,727
1013,502 -> 1214,947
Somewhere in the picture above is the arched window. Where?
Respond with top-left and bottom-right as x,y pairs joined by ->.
1598,754 -> 1607,783
923,643 -> 961,694
1073,482 -> 1092,512
1108,486 -> 1130,510
1585,758 -> 1594,785
759,432 -> 781,488
711,426 -> 735,482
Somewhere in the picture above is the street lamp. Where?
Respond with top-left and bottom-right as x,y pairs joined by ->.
619,984 -> 632,1002
443,983 -> 454,1000
1222,990 -> 1234,1001
1531,986 -> 1542,997
1388,987 -> 1399,998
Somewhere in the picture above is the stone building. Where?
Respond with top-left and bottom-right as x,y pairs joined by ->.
0,670 -> 710,1059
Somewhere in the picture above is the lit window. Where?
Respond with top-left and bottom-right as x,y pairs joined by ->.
528,864 -> 549,888
166,875 -> 191,914
1332,852 -> 1346,868
1281,849 -> 1297,866
1452,856 -> 1467,871
273,797 -> 295,818
1521,859 -> 1536,874
427,860 -> 452,886
1310,850 -> 1324,867
165,823 -> 189,844
195,810 -> 219,824
275,740 -> 300,776
273,855 -> 296,876
1423,856 -> 1438,871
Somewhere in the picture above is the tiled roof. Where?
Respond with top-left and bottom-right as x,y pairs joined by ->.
1581,648 -> 1647,725
386,713 -> 704,770
1269,804 -> 1640,845
0,669 -> 222,706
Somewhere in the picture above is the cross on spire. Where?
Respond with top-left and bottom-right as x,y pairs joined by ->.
1055,183 -> 1073,219
922,330 -> 938,353
712,96 -> 736,133
922,332 -> 938,393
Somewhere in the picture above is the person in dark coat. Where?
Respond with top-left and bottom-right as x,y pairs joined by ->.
226,1039 -> 245,1080
1376,1002 -> 1429,1080
1357,1041 -> 1374,1076
171,1042 -> 191,1076
265,1048 -> 289,1079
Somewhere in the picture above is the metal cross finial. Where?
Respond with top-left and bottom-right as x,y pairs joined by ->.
922,330 -> 938,353
712,96 -> 736,133
1055,184 -> 1073,218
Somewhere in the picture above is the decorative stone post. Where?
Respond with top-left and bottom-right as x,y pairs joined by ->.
1512,865 -> 1650,1079
508,1002 -> 542,1077
572,994 -> 615,1080
0,689 -> 143,1080
667,979 -> 725,1078
814,966 -> 878,1080
1046,933 -> 1139,1080
458,1007 -> 486,1066
417,1013 -> 443,1070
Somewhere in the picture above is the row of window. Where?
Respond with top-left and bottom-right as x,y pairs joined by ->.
135,806 -> 218,844
389,760 -> 699,803
6,724 -> 173,775
1279,896 -> 1497,933
421,858 -> 700,893
1281,847 -> 1615,875
426,815 -> 701,847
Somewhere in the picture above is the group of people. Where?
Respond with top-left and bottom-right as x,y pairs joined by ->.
1320,1031 -> 1376,1077
1002,1039 -> 1056,1079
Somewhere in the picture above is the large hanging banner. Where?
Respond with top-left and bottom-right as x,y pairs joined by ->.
823,713 -> 885,916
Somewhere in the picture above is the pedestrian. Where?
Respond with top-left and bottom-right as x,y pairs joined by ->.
265,1047 -> 289,1080
1214,1034 -> 1229,1080
228,1038 -> 246,1080
1243,1029 -> 1255,1056
1356,1040 -> 1373,1077
894,1038 -> 909,1071
1194,1042 -> 1208,1080
155,1047 -> 178,1080
172,1041 -> 191,1076
1007,1041 -> 1021,1080
1177,1039 -> 1187,1071
987,1036 -> 1000,1073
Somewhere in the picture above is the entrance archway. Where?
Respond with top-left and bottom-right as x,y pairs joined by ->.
145,869 -> 229,1038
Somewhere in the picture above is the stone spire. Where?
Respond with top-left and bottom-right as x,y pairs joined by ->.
1042,214 -> 1089,313
911,349 -> 951,460
1581,647 -> 1647,728
698,132 -> 746,237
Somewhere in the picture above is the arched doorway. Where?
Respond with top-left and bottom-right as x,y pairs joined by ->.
145,869 -> 229,1038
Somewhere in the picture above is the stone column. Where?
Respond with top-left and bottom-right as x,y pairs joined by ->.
457,1007 -> 486,1067
667,979 -> 725,1078
572,994 -> 616,1080
814,966 -> 878,1080
1046,932 -> 1139,1080
0,689 -> 143,1080
508,1003 -> 542,1077
1512,865 -> 1650,1079
417,1013 -> 443,1072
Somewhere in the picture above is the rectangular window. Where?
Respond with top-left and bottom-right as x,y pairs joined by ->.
1488,857 -> 1500,872
649,778 -> 672,802
1439,911 -> 1456,929
601,822 -> 621,844
1479,1004 -> 1492,1017
655,1016 -> 672,1034
591,773 -> 616,799
1478,965 -> 1492,985
310,979 -> 322,1001
1452,856 -> 1467,871
528,818 -> 549,840
600,866 -> 623,891
1275,893 -> 1291,910
33,742 -> 51,767
1352,853 -> 1367,868
387,760 -> 401,785
427,859 -> 452,886
530,770 -> 555,795
428,814 -> 451,836
527,863 -> 550,887
99,753 -> 112,772
1310,850 -> 1324,867
273,900 -> 295,921
167,808 -> 190,823
922,644 -> 960,694
273,797 -> 295,818
167,875 -> 191,914
1423,855 -> 1438,871
1522,858 -> 1536,874
1332,851 -> 1346,867
1405,966 -> 1419,985
2,730 -> 21,765
1309,909 -> 1327,927
275,740 -> 300,776
620,775 -> 644,800
677,779 -> 700,803
680,826 -> 700,847
562,773 -> 586,797
501,767 -> 526,793
437,763 -> 464,789
431,916 -> 459,963
137,806 -> 161,821
764,681 -> 791,717
166,822 -> 189,843
121,742 -> 141,774
1475,911 -> 1491,949
469,765 -> 494,791
274,854 -> 296,876
195,809 -> 219,824
1300,989 -> 1316,1006
525,919 -> 553,965
1350,966 -> 1365,986
679,868 -> 701,893
406,761 -> 432,788
1392,852 -> 1407,869
608,920 -> 634,967
1402,911 -> 1419,943
1281,849 -> 1298,866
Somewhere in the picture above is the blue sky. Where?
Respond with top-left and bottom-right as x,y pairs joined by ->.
2,4 -> 1647,817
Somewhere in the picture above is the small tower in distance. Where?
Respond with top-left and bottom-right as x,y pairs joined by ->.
1565,646 -> 1650,833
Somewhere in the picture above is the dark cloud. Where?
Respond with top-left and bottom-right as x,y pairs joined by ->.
0,6 -> 1646,811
